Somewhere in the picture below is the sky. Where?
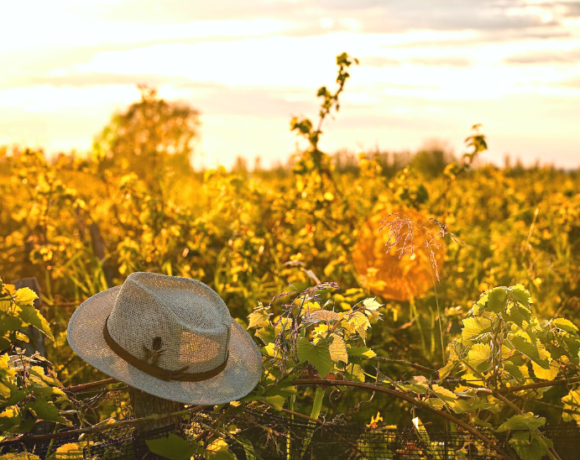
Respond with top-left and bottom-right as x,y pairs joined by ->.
1,0 -> 579,169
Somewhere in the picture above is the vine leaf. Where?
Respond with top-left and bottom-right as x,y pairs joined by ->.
503,303 -> 531,328
17,303 -> 54,341
47,443 -> 88,460
496,413 -> 546,432
27,398 -> 68,425
14,287 -> 38,305
486,287 -> 508,313
467,343 -> 491,372
297,337 -> 333,378
508,432 -> 552,460
510,285 -> 532,308
146,434 -> 200,460
347,346 -> 376,359
247,308 -> 271,329
531,349 -> 559,380
461,317 -> 492,341
431,384 -> 457,402
329,334 -> 348,364
553,318 -> 579,334
510,336 -> 550,370
561,389 -> 580,423
504,362 -> 526,382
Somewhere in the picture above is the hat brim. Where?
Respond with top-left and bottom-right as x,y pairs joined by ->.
67,286 -> 263,405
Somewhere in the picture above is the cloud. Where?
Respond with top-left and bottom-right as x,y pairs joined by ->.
361,55 -> 472,68
360,56 -> 402,67
551,76 -> 580,88
21,73 -> 194,88
407,56 -> 472,68
504,48 -> 580,64
93,0 -> 567,34
561,1 -> 580,17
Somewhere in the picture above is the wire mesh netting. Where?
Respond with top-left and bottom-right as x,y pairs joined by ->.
5,409 -> 580,460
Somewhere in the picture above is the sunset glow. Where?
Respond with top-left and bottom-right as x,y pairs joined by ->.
1,0 -> 579,168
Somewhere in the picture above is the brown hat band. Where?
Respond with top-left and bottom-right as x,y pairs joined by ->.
103,317 -> 229,382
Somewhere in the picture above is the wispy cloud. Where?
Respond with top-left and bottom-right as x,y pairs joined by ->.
504,47 -> 580,64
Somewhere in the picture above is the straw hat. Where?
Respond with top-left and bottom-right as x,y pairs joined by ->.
67,272 -> 262,405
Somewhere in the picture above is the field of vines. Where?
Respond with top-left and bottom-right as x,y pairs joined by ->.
1,54 -> 580,459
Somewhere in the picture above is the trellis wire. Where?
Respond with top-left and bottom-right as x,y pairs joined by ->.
4,409 -> 580,460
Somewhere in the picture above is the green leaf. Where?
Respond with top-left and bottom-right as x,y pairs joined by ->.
0,381 -> 13,398
146,434 -> 199,460
27,399 -> 67,424
462,317 -> 492,341
347,347 -> 376,359
18,304 -> 54,340
400,377 -> 429,394
503,303 -> 532,328
207,445 -> 237,460
496,413 -> 546,432
504,362 -> 525,381
553,318 -> 579,334
344,363 -> 365,382
236,436 -> 263,460
510,285 -> 532,308
254,325 -> 275,346
487,287 -> 508,313
297,337 -> 333,378
473,417 -> 493,429
241,395 -> 286,411
509,432 -> 552,460
0,316 -> 25,336
510,336 -> 549,370
0,407 -> 21,432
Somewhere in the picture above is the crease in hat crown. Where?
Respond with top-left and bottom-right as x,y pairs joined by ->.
106,272 -> 232,374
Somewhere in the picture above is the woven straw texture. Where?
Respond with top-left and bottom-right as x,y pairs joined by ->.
67,273 -> 262,405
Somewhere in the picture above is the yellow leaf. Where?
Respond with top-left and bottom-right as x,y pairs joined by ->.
462,317 -> 491,341
329,334 -> 348,364
262,343 -> 280,358
15,288 -> 38,306
247,309 -> 270,329
562,390 -> 580,423
532,348 -> 559,380
467,343 -> 491,370
345,311 -> 371,340
0,454 -> 42,459
309,310 -> 340,322
47,443 -> 87,460
431,384 -> 458,401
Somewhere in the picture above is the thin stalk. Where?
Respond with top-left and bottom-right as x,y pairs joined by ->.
287,394 -> 296,460
300,387 -> 325,459
431,270 -> 446,364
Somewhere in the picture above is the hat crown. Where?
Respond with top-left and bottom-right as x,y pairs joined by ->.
106,273 -> 231,373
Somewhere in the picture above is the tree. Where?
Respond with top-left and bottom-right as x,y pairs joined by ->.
93,85 -> 200,194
